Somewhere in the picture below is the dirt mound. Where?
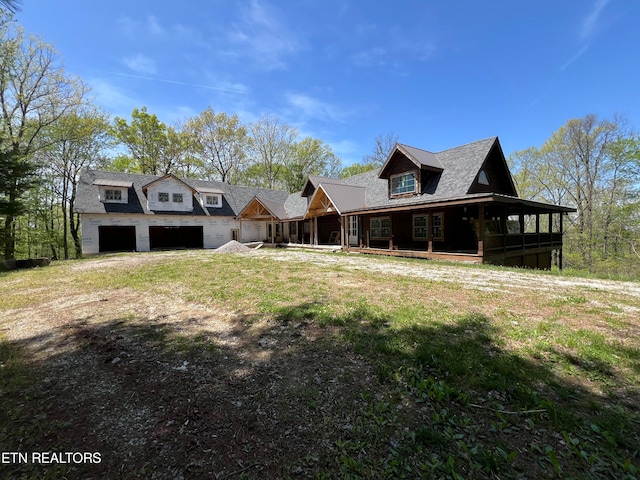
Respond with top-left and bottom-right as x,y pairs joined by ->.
213,240 -> 252,253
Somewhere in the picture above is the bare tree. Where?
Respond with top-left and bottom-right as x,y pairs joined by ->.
0,23 -> 86,259
246,114 -> 298,189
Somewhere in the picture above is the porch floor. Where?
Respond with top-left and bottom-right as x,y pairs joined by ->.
346,246 -> 483,263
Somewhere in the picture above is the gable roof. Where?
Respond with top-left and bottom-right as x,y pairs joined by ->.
141,173 -> 197,193
305,183 -> 366,218
379,144 -> 443,178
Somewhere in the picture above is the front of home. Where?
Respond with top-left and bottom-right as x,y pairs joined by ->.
76,136 -> 575,269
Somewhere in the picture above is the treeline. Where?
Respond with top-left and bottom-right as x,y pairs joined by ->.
2,8 -> 639,278
509,114 -> 640,277
0,11 -> 391,261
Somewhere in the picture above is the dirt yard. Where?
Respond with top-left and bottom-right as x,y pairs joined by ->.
1,248 -> 639,478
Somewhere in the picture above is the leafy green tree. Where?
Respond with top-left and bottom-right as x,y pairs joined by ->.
37,108 -> 111,258
186,106 -> 247,183
109,107 -> 173,175
0,20 -> 86,259
509,114 -> 639,274
283,137 -> 341,193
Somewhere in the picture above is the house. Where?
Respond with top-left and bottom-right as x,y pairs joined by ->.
76,136 -> 575,269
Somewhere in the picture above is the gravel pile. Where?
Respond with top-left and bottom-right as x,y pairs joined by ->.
213,240 -> 252,253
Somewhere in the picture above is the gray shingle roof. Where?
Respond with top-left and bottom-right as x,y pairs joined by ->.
77,137 -> 533,221
77,169 -> 289,217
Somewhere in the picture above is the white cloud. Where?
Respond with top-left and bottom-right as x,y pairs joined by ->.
285,93 -> 349,123
225,0 -> 302,70
560,44 -> 590,71
123,54 -> 157,75
581,0 -> 610,39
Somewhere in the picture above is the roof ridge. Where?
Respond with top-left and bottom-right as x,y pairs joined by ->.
398,143 -> 436,155
435,136 -> 497,155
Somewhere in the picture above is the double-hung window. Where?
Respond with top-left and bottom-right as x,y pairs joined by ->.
205,195 -> 219,206
158,192 -> 169,202
172,193 -> 183,203
413,215 -> 428,240
371,217 -> 391,239
432,213 -> 443,240
391,172 -> 416,195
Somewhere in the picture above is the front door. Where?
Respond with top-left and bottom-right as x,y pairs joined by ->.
348,216 -> 359,246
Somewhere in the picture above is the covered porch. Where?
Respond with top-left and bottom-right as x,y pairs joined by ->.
342,196 -> 575,269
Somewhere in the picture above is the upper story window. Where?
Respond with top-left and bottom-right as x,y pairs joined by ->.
391,172 -> 416,195
478,170 -> 490,186
105,189 -> 122,201
205,195 -> 219,206
158,192 -> 169,202
172,193 -> 183,203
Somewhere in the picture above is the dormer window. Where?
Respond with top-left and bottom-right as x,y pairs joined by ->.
105,189 -> 122,201
478,170 -> 490,186
391,172 -> 416,195
158,192 -> 169,202
172,193 -> 183,203
206,195 -> 219,206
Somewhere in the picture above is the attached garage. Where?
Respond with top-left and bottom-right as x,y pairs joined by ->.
149,226 -> 204,250
98,226 -> 137,253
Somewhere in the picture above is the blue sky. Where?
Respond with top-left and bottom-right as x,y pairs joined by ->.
15,0 -> 640,166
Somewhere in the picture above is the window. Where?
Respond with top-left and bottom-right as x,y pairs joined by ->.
158,192 -> 169,202
391,172 -> 416,195
478,170 -> 490,186
432,213 -> 443,240
172,193 -> 183,203
105,189 -> 122,201
370,217 -> 391,239
205,195 -> 219,206
413,215 -> 428,240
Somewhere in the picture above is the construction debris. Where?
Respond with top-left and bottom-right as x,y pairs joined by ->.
213,240 -> 252,253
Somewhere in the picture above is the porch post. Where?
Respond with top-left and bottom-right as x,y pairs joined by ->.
271,218 -> 275,244
239,219 -> 243,243
536,213 -> 541,248
428,213 -> 433,253
314,217 -> 319,245
478,205 -> 485,257
559,213 -> 564,270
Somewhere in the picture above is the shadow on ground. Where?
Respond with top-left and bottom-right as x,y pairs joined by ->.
1,300 -> 639,479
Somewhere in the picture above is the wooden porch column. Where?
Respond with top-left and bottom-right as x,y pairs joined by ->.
314,217 -> 319,245
270,218 -> 275,244
239,219 -> 243,243
559,213 -> 564,270
536,213 -> 541,247
428,213 -> 433,253
478,205 -> 485,257
341,216 -> 346,250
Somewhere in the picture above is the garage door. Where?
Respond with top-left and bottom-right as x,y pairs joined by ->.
149,226 -> 204,250
99,226 -> 136,253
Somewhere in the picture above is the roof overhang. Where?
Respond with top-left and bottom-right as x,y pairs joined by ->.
237,196 -> 285,220
93,179 -> 133,188
344,193 -> 576,216
379,143 -> 444,179
305,183 -> 367,219
142,173 -> 197,193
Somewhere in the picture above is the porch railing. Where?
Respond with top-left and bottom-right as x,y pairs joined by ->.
483,232 -> 563,254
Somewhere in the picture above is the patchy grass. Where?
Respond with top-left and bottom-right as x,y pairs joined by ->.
1,249 -> 639,479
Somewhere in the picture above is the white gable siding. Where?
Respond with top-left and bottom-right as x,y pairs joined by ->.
146,178 -> 194,212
